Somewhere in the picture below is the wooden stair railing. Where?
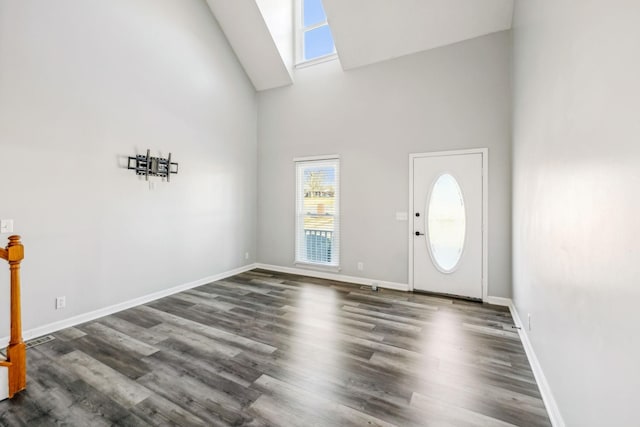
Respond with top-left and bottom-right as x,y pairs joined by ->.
0,235 -> 26,398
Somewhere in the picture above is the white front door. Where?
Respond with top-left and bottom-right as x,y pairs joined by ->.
411,151 -> 485,299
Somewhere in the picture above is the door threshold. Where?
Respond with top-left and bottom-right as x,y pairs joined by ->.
412,289 -> 482,303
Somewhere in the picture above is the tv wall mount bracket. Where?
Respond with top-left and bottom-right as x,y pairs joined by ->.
127,149 -> 179,182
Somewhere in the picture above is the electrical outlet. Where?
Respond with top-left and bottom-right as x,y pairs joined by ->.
55,296 -> 66,310
528,313 -> 532,331
245,252 -> 249,260
0,219 -> 14,234
357,262 -> 364,271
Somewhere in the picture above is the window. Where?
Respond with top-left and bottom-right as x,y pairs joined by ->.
427,174 -> 466,272
295,157 -> 340,268
298,0 -> 336,63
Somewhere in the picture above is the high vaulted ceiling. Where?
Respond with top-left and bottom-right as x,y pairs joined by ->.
207,0 -> 514,91
323,0 -> 514,70
206,0 -> 294,91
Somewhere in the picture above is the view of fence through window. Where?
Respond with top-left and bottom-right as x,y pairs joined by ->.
296,159 -> 339,266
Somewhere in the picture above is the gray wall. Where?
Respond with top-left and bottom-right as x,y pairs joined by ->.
512,1 -> 640,425
0,0 -> 257,334
257,31 -> 513,297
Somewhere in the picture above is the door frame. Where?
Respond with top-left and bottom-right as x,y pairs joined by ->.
408,148 -> 489,300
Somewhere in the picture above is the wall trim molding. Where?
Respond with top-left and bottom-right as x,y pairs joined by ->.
255,263 -> 515,301
255,263 -> 410,291
0,263 -> 258,348
507,299 -> 565,427
484,296 -> 511,306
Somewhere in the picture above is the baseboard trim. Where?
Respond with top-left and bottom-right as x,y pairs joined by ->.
507,299 -> 565,427
0,263 -> 258,348
254,264 -> 517,300
484,296 -> 512,307
254,263 -> 410,292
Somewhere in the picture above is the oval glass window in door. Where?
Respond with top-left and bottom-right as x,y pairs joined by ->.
426,173 -> 466,272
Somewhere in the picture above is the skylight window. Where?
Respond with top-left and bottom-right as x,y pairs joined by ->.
298,0 -> 336,64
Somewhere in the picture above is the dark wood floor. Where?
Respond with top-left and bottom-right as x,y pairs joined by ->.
0,269 -> 551,426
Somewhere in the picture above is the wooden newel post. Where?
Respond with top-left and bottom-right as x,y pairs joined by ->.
6,235 -> 26,397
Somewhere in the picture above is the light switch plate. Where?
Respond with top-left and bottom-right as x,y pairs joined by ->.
0,219 -> 14,234
395,212 -> 408,221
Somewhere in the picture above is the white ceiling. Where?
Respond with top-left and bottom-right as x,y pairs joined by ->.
207,0 -> 514,90
323,0 -> 514,70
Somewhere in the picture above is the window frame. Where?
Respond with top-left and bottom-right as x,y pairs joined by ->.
296,0 -> 337,67
294,155 -> 341,271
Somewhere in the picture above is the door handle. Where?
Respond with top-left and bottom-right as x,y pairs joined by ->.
415,212 -> 420,217
415,231 -> 425,236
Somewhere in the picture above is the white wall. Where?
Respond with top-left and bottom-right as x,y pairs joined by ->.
512,1 -> 640,425
0,0 -> 257,335
257,31 -> 513,297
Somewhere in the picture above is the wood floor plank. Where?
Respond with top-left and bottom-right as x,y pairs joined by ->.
53,326 -> 87,341
79,323 -> 160,357
96,315 -> 169,345
251,374 -> 398,427
143,305 -> 278,355
136,363 -> 250,425
129,394 -> 209,427
0,269 -> 551,426
58,350 -> 152,408
410,391 -> 518,427
65,334 -> 152,380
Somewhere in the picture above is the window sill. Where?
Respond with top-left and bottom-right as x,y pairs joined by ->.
295,53 -> 338,69
295,262 -> 341,273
